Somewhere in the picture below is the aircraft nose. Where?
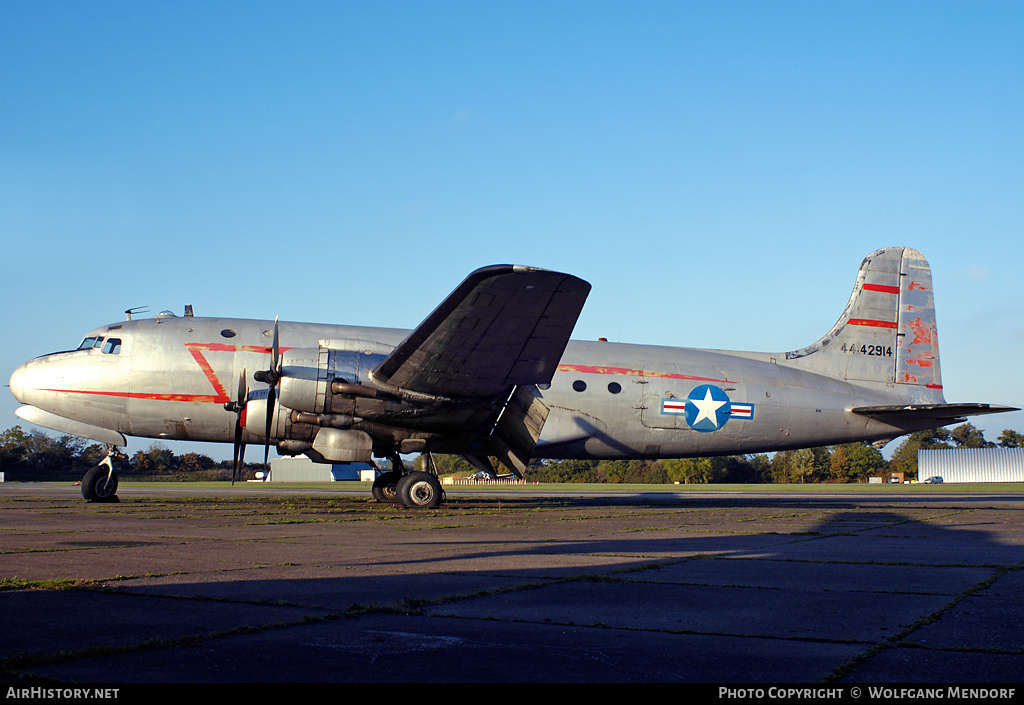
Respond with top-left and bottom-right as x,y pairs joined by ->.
9,362 -> 28,403
9,359 -> 55,406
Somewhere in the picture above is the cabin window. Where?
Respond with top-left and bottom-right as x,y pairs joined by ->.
572,380 -> 587,392
101,338 -> 122,355
607,382 -> 622,394
221,329 -> 237,338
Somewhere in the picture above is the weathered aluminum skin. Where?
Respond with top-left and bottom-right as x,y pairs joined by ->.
11,315 -> 409,445
8,248 -> 1014,463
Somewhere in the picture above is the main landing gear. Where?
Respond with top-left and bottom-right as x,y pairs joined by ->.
82,447 -> 127,503
371,453 -> 445,509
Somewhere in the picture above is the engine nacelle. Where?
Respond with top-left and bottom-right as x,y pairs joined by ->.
243,394 -> 371,462
243,390 -> 302,441
277,341 -> 391,415
276,429 -> 374,463
311,427 -> 373,463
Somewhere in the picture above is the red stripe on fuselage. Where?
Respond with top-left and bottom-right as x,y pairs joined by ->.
184,343 -> 231,404
36,388 -> 223,403
38,344 -> 732,404
33,342 -> 294,406
557,364 -> 734,384
183,342 -> 293,405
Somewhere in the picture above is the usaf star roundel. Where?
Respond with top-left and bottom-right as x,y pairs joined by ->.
684,384 -> 732,433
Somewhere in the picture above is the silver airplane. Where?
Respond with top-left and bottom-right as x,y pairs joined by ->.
8,247 -> 1017,507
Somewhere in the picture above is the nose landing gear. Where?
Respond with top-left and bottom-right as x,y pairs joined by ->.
82,447 -> 127,503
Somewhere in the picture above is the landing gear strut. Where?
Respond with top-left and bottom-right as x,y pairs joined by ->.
82,447 -> 126,503
371,452 -> 445,509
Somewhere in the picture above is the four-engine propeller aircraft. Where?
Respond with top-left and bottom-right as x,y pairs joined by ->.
9,247 -> 1017,507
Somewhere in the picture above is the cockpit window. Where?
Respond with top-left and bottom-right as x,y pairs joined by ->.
78,336 -> 104,350
102,338 -> 122,355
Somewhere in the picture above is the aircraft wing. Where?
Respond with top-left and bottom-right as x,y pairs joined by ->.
370,265 -> 591,399
851,403 -> 1019,423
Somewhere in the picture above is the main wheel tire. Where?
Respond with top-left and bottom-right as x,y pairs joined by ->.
394,472 -> 414,502
371,471 -> 401,503
398,471 -> 443,509
82,466 -> 119,503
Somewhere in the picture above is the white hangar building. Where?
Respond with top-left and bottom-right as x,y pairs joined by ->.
266,456 -> 378,482
918,448 -> 1024,484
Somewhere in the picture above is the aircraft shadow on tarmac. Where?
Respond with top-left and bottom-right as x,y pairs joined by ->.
3,494 -> 1023,683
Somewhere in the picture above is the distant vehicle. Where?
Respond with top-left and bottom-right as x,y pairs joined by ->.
924,476 -> 944,484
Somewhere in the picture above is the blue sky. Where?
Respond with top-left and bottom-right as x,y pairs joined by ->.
3,1 -> 1022,460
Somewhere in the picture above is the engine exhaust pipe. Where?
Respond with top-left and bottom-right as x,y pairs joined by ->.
331,382 -> 380,398
290,411 -> 360,428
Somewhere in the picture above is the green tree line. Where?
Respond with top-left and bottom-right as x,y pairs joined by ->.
0,426 -> 265,481
452,423 -> 1023,484
3,422 -> 1021,484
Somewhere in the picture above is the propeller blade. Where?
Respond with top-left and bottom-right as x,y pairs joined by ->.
230,367 -> 247,486
264,319 -> 280,466
271,316 -> 279,375
232,419 -> 243,485
237,366 -> 247,407
265,385 -> 275,465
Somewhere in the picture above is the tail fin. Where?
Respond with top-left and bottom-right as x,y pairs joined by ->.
784,247 -> 943,400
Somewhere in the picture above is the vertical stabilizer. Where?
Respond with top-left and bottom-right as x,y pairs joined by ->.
784,247 -> 944,401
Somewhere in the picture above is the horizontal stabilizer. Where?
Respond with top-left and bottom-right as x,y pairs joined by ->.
851,403 -> 1019,423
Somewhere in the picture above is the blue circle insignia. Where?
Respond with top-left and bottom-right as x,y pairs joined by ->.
685,384 -> 731,433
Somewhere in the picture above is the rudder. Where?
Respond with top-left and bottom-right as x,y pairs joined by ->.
784,247 -> 943,400
895,249 -> 941,391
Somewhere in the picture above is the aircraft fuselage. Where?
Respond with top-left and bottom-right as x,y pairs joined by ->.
10,312 -> 938,462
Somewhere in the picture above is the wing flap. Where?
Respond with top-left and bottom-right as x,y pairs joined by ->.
487,385 -> 550,477
370,265 -> 590,399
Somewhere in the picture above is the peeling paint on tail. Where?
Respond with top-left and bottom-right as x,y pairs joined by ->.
896,248 -> 942,390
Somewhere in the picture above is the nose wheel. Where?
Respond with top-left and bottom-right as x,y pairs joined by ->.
82,448 -> 126,503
